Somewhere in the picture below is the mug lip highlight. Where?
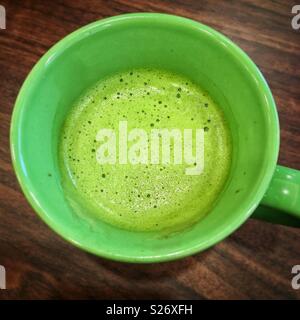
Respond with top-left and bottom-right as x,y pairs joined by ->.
10,13 -> 280,263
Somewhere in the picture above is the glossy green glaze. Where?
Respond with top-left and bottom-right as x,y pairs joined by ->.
10,13 -> 300,263
253,165 -> 300,226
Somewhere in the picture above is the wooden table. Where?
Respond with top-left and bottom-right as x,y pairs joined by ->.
0,0 -> 299,299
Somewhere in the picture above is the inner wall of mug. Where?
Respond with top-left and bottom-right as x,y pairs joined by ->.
16,15 -> 278,260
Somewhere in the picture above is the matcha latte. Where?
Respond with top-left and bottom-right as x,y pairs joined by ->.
59,69 -> 231,232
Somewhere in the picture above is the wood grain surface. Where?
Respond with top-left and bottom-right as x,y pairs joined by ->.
0,0 -> 300,299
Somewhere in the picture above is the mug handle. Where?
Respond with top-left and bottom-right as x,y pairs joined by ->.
252,165 -> 300,227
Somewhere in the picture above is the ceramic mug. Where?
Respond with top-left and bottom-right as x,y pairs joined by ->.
10,13 -> 300,263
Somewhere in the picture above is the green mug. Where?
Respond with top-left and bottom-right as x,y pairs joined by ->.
10,13 -> 300,263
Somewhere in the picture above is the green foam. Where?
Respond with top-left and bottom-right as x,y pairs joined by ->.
59,68 -> 232,232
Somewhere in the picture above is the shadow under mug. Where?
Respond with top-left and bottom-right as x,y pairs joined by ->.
10,13 -> 300,263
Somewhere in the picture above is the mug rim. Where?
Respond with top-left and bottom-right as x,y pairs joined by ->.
10,13 -> 280,263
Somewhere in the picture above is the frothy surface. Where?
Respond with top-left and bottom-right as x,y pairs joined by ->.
59,69 -> 231,232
